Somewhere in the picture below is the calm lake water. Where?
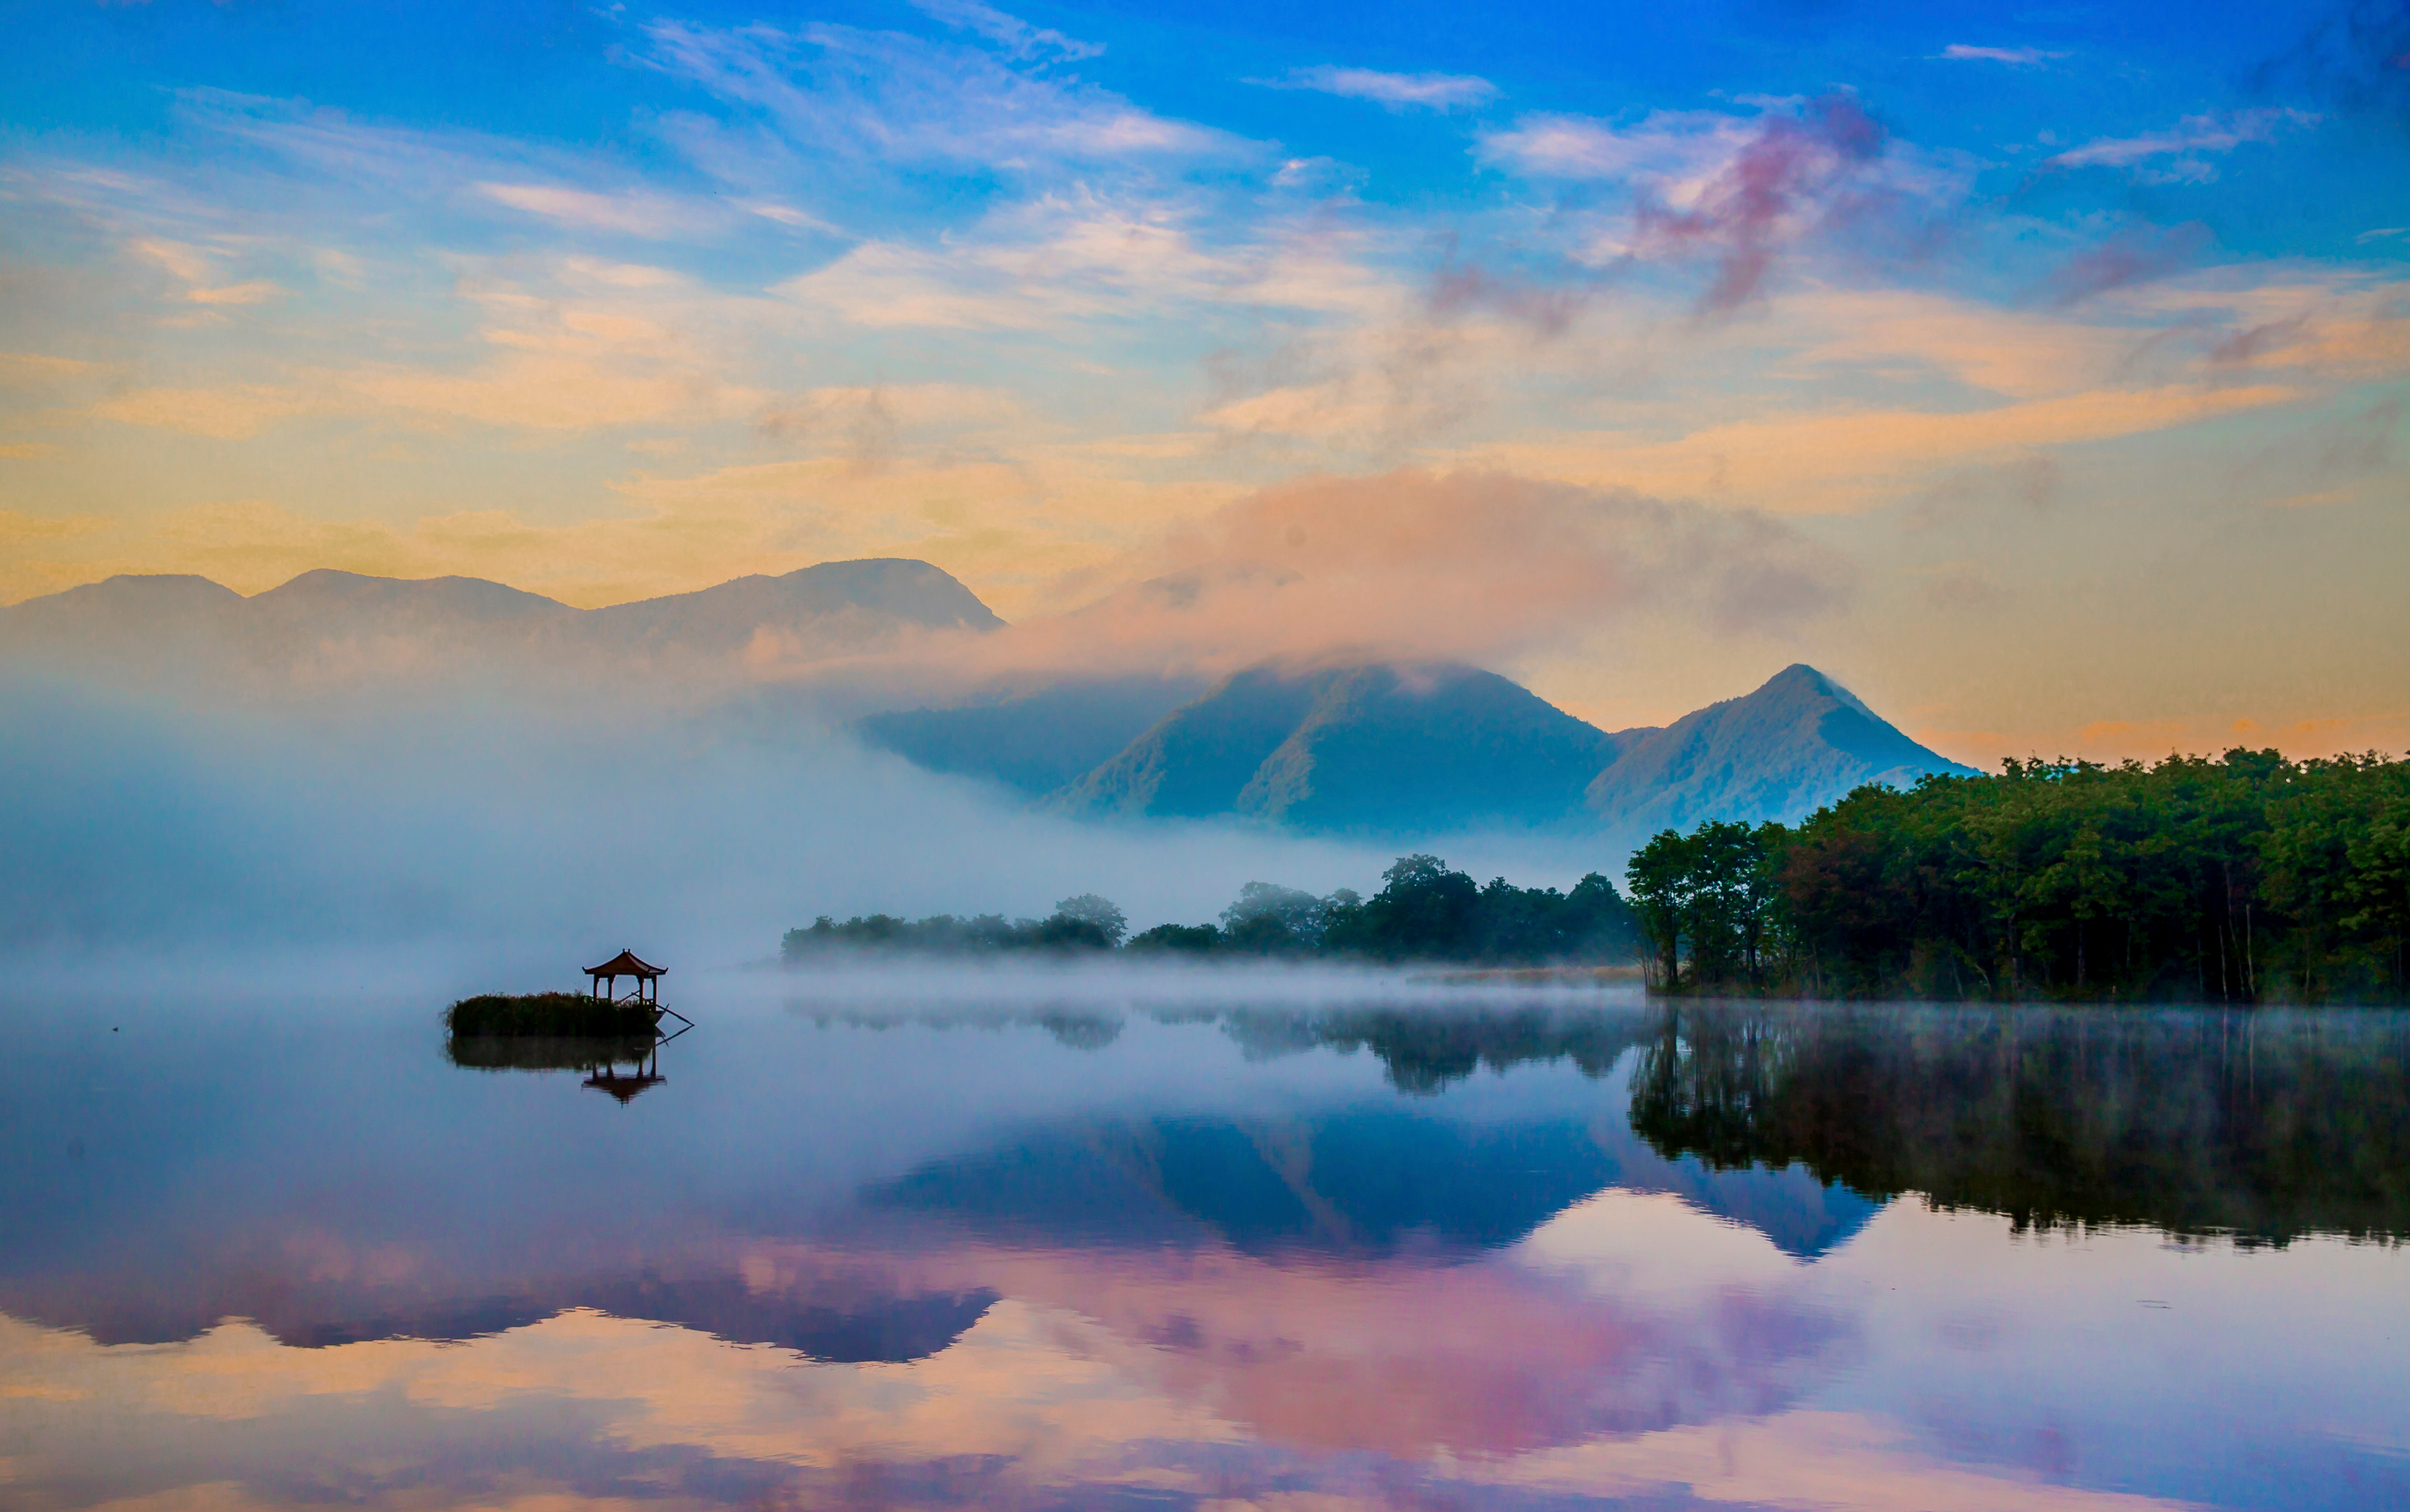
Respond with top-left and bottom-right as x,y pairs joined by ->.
4,974 -> 2407,1511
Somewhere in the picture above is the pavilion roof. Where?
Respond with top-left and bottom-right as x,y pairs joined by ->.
584,1071 -> 665,1104
587,949 -> 666,978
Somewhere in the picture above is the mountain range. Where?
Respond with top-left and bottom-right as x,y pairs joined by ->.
866,658 -> 1974,838
5,558 -> 1975,838
0,558 -> 1000,683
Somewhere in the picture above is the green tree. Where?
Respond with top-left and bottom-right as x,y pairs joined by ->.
1052,893 -> 1128,946
1221,881 -> 1329,954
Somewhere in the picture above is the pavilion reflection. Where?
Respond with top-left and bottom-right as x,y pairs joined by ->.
443,1031 -> 676,1102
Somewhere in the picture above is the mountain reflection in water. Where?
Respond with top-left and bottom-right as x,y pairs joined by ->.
1,987 -> 2405,1511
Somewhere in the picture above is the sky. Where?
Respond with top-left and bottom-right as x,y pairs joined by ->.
1,0 -> 2406,763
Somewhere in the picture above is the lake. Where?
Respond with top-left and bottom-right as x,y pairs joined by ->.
4,971 -> 2406,1510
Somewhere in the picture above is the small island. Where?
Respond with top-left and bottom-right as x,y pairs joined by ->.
444,950 -> 681,1039
443,992 -> 660,1039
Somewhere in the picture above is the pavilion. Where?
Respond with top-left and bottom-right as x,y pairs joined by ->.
587,949 -> 666,1005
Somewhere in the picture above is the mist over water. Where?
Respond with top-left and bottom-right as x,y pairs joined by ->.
3,669 -> 1600,981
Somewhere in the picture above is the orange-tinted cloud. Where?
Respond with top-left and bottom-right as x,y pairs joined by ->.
857,468 -> 1854,685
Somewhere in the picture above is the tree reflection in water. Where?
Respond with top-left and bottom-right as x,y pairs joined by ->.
1630,1003 -> 2410,1242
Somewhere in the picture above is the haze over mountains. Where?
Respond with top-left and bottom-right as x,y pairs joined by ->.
868,658 -> 1973,840
5,557 -> 1973,843
0,559 -> 1000,686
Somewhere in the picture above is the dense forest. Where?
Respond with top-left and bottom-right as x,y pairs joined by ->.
784,749 -> 2409,1002
781,854 -> 1642,967
1628,751 -> 2410,1003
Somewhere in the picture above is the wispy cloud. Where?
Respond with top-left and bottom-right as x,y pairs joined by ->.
0,353 -> 117,388
2038,223 -> 2212,305
1252,66 -> 1498,110
1482,96 -> 1908,313
1479,108 -> 1755,182
1010,469 -> 1856,673
130,236 -> 217,284
184,280 -> 283,306
775,197 -> 1394,332
908,0 -> 1104,63
125,235 -> 285,311
83,260 -> 771,438
476,183 -> 709,239
1936,45 -> 2066,67
644,19 -> 1233,175
2045,108 -> 2320,182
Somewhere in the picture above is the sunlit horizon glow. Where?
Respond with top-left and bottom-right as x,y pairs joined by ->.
2,0 -> 2406,761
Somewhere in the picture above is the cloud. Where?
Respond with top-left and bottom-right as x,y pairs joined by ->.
907,0 -> 1104,62
0,507 -> 99,537
174,89 -> 606,211
81,345 -> 757,440
756,383 -> 1025,469
740,200 -> 845,234
1467,381 -> 2300,514
1783,289 -> 2130,399
1471,1409 -> 2205,1511
74,259 -> 773,442
2044,108 -> 2320,182
0,352 -> 114,387
130,236 -> 219,284
1936,45 -> 2065,66
1480,95 -> 1911,313
186,280 -> 283,306
122,237 -> 284,308
87,384 -> 324,440
1634,96 -> 1888,313
644,18 -> 1232,176
774,198 -> 1393,333
475,183 -> 709,239
2038,224 -> 2211,306
1479,108 -> 1757,183
1253,66 -> 1499,110
981,469 -> 1855,676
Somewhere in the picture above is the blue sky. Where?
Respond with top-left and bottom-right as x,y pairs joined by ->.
1,0 -> 2405,757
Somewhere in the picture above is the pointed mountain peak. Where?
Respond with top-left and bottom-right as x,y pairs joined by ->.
1751,663 -> 1879,721
1587,664 -> 1973,835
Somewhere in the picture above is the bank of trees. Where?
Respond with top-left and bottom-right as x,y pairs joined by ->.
783,893 -> 1128,958
784,855 -> 1641,967
1626,751 -> 2410,1002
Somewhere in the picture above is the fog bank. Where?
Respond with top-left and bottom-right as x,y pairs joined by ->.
0,675 -> 1628,989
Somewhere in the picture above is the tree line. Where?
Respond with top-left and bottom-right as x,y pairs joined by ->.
1626,750 -> 2410,1002
781,855 -> 1641,967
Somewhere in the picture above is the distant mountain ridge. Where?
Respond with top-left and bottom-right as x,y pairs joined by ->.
8,558 -> 1975,840
870,659 -> 1973,840
1,560 -> 1001,682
